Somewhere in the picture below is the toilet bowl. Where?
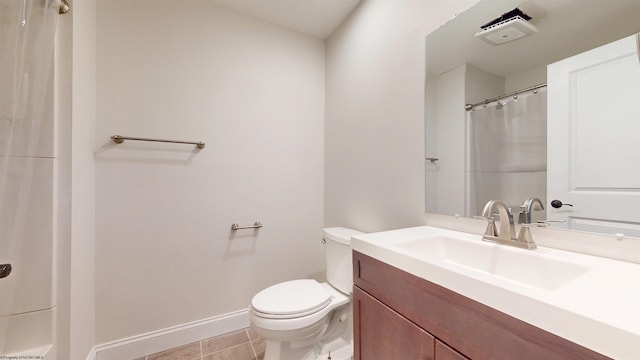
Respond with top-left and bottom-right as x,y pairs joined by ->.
250,227 -> 363,360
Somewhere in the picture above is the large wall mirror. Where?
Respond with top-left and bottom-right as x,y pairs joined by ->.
425,0 -> 640,237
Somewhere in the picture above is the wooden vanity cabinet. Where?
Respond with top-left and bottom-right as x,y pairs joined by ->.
353,251 -> 609,360
435,340 -> 468,360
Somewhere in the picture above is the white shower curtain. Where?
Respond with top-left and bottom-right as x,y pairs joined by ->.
0,0 -> 59,321
468,88 -> 547,217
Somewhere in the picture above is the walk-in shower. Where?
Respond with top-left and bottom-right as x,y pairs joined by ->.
1,0 -> 68,358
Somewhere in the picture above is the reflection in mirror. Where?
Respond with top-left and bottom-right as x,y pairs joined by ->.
425,0 -> 640,236
468,87 -> 547,219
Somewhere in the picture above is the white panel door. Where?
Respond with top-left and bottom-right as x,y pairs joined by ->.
547,33 -> 640,237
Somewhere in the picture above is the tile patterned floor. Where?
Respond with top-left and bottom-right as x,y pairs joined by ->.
133,327 -> 265,360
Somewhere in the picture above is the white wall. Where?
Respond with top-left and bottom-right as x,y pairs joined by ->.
434,65 -> 466,216
55,9 -> 72,360
56,0 -> 97,358
325,0 -> 479,232
465,65 -> 505,105
95,0 -> 325,343
70,0 -> 97,357
425,75 -> 438,213
505,65 -> 547,93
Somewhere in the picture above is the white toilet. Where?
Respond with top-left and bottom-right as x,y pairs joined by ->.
250,227 -> 363,360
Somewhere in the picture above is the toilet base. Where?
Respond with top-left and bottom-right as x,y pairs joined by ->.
261,303 -> 353,360
316,342 -> 353,360
263,340 -> 353,360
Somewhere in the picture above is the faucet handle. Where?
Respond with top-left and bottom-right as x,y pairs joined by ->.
517,208 -> 528,224
473,216 -> 498,237
516,223 -> 540,249
519,197 -> 545,224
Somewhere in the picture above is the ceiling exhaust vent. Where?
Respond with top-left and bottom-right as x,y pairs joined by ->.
475,8 -> 538,45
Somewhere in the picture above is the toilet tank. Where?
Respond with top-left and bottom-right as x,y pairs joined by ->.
323,227 -> 364,294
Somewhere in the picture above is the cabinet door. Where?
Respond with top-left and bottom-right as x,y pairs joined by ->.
435,340 -> 468,360
354,286 -> 434,360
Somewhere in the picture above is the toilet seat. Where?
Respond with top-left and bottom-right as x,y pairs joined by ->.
250,281 -> 350,332
251,279 -> 332,319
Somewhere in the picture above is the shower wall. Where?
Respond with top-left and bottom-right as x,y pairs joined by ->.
0,144 -> 55,315
0,1 -> 58,356
0,159 -> 55,355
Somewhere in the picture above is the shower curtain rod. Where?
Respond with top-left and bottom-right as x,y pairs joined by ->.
465,82 -> 547,111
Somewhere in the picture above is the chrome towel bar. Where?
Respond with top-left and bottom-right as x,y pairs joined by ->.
231,222 -> 263,231
111,135 -> 205,149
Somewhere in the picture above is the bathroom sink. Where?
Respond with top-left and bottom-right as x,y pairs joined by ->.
392,235 -> 590,291
351,225 -> 640,360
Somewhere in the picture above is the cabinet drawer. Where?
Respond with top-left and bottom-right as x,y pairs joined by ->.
353,251 -> 609,360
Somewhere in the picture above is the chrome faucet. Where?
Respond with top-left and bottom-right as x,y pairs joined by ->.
518,197 -> 545,224
481,200 -> 516,241
480,200 -> 537,249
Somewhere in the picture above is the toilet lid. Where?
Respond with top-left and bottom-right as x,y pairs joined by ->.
251,279 -> 332,318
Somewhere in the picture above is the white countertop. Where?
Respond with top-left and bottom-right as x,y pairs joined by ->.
351,226 -> 640,360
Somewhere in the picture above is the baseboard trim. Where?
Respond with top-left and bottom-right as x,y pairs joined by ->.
94,308 -> 250,360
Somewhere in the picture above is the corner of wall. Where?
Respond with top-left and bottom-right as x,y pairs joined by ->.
69,0 -> 97,358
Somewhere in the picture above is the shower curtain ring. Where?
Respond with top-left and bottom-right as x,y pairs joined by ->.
59,0 -> 70,14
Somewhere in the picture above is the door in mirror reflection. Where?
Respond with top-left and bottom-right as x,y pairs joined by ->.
547,34 -> 640,237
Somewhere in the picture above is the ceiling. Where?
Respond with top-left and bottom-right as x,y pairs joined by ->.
426,0 -> 640,77
209,0 -> 362,39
